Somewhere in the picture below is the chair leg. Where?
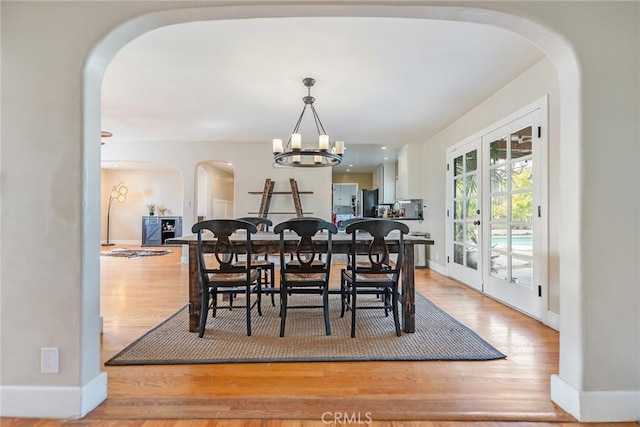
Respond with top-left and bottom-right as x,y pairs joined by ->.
199,291 -> 210,338
350,287 -> 357,338
268,265 -> 276,306
256,277 -> 263,316
245,286 -> 252,336
323,285 -> 331,336
211,289 -> 218,317
340,274 -> 346,317
384,288 -> 390,317
279,285 -> 287,337
392,288 -> 401,337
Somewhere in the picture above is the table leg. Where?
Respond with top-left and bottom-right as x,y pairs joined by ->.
188,243 -> 199,332
401,243 -> 416,333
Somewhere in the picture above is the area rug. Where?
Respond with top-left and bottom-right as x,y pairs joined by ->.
100,248 -> 172,258
105,292 -> 505,365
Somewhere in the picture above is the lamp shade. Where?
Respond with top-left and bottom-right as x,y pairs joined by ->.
291,134 -> 302,150
273,139 -> 284,154
319,135 -> 329,151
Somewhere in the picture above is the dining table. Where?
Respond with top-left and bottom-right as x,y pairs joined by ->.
167,230 -> 434,333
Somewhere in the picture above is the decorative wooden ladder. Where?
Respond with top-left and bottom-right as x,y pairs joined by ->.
257,179 -> 275,230
289,178 -> 303,217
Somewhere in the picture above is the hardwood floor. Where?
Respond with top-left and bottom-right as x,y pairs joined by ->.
3,246 -> 635,426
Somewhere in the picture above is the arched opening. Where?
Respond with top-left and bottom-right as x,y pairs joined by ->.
85,3 -> 581,417
196,161 -> 235,221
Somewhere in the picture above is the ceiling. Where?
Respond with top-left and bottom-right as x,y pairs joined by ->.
101,17 -> 544,174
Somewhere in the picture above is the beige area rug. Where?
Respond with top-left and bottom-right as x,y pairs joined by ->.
105,292 -> 505,365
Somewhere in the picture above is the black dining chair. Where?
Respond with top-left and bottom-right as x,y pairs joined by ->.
235,216 -> 276,306
192,219 -> 263,337
273,218 -> 337,337
340,219 -> 409,338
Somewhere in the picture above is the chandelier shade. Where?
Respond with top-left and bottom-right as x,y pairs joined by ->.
272,77 -> 344,167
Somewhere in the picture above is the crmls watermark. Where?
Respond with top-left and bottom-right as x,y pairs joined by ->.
321,412 -> 373,425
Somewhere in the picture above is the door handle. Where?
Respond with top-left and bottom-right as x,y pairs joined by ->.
473,220 -> 481,225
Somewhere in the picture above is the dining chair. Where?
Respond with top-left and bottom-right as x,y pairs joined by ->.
273,218 -> 337,337
235,216 -> 276,306
192,219 -> 263,338
340,219 -> 410,338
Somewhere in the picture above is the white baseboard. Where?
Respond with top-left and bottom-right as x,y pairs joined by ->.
545,310 -> 559,331
426,260 -> 447,276
101,239 -> 139,246
0,372 -> 107,419
551,374 -> 640,422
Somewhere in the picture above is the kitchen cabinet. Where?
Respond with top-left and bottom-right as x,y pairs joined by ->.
373,162 -> 396,203
142,216 -> 182,246
332,184 -> 357,207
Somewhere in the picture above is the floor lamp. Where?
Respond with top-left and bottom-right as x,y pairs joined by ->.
102,181 -> 128,246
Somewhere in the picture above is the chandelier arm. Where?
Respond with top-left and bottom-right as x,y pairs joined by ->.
291,104 -> 309,135
286,104 -> 309,149
309,105 -> 328,137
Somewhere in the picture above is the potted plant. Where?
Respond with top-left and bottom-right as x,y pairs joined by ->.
146,203 -> 156,216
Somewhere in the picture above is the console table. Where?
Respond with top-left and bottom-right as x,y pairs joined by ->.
141,216 -> 182,246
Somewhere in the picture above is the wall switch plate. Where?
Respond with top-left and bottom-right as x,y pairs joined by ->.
41,347 -> 59,373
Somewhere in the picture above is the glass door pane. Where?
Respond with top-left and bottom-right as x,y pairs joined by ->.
487,125 -> 534,288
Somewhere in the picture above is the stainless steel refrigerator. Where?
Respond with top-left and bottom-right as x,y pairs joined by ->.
360,189 -> 379,217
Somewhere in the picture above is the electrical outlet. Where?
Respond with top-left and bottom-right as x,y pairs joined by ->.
41,347 -> 59,374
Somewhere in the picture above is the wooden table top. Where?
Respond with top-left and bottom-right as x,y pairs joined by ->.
167,231 -> 434,245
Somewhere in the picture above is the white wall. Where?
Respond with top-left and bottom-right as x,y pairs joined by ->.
101,140 -> 333,233
0,1 -> 638,422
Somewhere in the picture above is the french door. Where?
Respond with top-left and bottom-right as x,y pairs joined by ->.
447,105 -> 546,319
481,111 -> 544,317
446,139 -> 483,291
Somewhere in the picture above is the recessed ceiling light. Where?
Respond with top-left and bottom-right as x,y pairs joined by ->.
384,157 -> 388,160
349,164 -> 354,167
381,146 -> 387,150
346,169 -> 351,172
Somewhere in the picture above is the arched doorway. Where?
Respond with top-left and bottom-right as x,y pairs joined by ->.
196,161 -> 235,221
85,2 -> 580,417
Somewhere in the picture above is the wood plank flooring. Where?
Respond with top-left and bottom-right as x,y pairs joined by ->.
3,245 -> 635,426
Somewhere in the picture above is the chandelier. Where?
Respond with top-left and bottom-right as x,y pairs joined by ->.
272,77 -> 344,167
